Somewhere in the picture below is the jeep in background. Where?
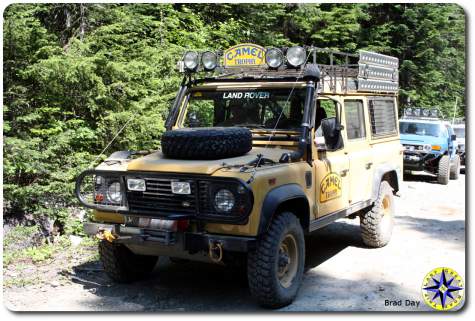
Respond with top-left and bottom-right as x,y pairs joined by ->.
76,44 -> 402,308
399,108 -> 460,184
452,120 -> 465,168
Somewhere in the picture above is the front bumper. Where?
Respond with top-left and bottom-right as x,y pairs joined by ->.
84,221 -> 256,253
403,151 -> 439,172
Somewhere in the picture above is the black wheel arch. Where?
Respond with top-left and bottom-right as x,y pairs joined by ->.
371,163 -> 401,201
257,184 -> 310,236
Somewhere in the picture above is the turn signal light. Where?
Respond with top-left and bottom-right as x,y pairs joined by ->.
95,193 -> 104,202
431,145 -> 441,151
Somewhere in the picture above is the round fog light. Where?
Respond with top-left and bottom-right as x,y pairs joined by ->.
201,51 -> 217,71
214,189 -> 235,213
286,46 -> 306,67
266,48 -> 284,69
183,51 -> 199,71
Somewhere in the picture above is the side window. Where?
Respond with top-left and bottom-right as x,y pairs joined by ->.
315,99 -> 337,137
368,98 -> 397,137
344,100 -> 366,140
442,125 -> 449,138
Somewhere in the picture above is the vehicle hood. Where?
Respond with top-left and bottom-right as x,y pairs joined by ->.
400,134 -> 441,145
126,147 -> 293,175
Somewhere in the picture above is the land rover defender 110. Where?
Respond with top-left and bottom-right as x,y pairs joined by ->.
76,44 -> 402,308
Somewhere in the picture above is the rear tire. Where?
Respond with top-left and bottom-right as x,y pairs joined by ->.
247,212 -> 305,308
450,154 -> 460,180
437,155 -> 450,185
360,181 -> 394,248
99,240 -> 158,283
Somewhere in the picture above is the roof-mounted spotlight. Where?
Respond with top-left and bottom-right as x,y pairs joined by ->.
201,51 -> 217,71
183,51 -> 199,71
286,46 -> 306,68
265,48 -> 284,69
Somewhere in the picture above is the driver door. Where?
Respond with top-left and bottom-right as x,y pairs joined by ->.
313,98 -> 350,218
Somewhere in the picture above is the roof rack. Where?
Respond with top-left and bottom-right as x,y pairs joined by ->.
179,44 -> 399,95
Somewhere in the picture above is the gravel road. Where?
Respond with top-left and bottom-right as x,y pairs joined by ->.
4,173 -> 466,312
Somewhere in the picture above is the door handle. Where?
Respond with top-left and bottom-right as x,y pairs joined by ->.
366,162 -> 373,169
340,169 -> 349,177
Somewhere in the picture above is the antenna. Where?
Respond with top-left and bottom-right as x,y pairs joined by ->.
452,97 -> 458,125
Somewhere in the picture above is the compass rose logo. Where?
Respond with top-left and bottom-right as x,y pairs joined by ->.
422,267 -> 464,311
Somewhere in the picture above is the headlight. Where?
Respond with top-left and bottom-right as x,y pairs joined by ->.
107,181 -> 122,203
286,46 -> 306,67
201,51 -> 217,71
127,178 -> 146,191
171,181 -> 191,195
265,48 -> 284,69
423,144 -> 431,152
183,51 -> 199,71
214,189 -> 235,213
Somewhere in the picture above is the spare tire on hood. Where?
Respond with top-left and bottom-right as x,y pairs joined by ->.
161,127 -> 252,160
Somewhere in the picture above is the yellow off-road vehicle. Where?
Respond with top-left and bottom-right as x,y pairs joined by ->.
76,44 -> 402,308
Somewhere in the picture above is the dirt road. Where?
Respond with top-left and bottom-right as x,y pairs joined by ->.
4,173 -> 466,311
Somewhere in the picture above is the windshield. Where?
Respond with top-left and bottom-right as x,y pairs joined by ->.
399,121 -> 441,137
454,127 -> 465,138
182,88 -> 307,130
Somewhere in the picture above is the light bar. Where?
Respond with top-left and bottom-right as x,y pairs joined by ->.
359,50 -> 399,68
404,108 -> 440,118
358,64 -> 398,82
358,79 -> 398,92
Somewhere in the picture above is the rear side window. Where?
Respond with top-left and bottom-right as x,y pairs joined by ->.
368,98 -> 397,137
344,100 -> 366,140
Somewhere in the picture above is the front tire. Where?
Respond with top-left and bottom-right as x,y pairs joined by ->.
437,155 -> 450,185
360,181 -> 394,248
247,212 -> 305,309
99,240 -> 158,283
450,154 -> 460,180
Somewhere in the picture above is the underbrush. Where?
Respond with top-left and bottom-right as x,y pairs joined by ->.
3,224 -> 97,267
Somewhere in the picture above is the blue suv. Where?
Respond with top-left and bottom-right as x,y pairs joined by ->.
399,110 -> 460,184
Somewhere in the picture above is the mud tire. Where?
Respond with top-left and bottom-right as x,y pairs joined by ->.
99,240 -> 158,283
247,212 -> 305,309
360,181 -> 394,248
450,154 -> 460,180
437,155 -> 450,185
161,127 -> 252,160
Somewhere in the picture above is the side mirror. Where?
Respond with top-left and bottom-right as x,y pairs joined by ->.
451,134 -> 456,141
321,117 -> 343,151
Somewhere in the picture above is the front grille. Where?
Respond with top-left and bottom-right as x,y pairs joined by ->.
127,177 -> 198,215
403,144 -> 424,152
198,181 -> 213,213
125,174 -> 253,223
